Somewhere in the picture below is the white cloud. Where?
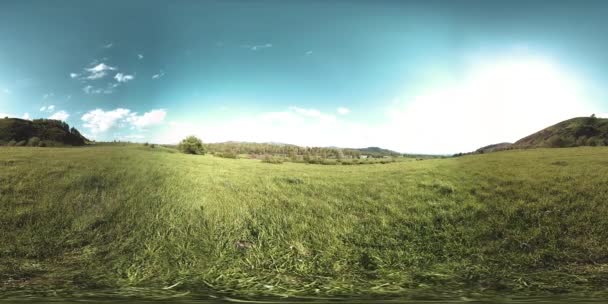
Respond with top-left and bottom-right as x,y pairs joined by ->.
22,113 -> 30,120
305,50 -> 313,56
137,54 -> 144,60
85,63 -> 116,80
152,71 -> 165,79
103,42 -> 113,49
70,73 -> 79,79
82,108 -> 132,133
114,73 -> 134,83
43,93 -> 54,99
40,105 -> 55,112
83,84 -> 114,95
337,107 -> 350,115
81,108 -> 167,134
49,110 -> 69,121
126,109 -> 167,128
246,43 -> 273,51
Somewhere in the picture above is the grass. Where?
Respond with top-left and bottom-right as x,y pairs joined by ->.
1,145 -> 608,298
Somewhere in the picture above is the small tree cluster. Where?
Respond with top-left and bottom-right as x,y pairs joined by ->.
178,136 -> 207,155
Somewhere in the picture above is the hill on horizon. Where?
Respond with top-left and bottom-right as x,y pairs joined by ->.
476,116 -> 608,153
0,117 -> 88,146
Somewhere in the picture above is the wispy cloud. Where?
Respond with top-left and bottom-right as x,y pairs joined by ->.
70,73 -> 79,79
43,93 -> 54,99
137,54 -> 144,60
103,42 -> 113,49
152,71 -> 165,79
1,88 -> 10,94
40,105 -> 55,112
114,73 -> 134,83
243,43 -> 273,51
83,84 -> 115,95
305,50 -> 313,56
49,110 -> 69,121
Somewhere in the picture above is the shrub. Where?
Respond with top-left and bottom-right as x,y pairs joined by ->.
16,140 -> 27,146
28,137 -> 41,147
262,155 -> 283,164
150,144 -> 156,148
7,140 -> 16,146
38,141 -> 47,147
178,136 -> 206,155
216,151 -> 238,159
144,142 -> 149,146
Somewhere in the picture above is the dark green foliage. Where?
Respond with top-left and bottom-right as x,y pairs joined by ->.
0,118 -> 87,146
177,136 -> 206,155
261,155 -> 284,164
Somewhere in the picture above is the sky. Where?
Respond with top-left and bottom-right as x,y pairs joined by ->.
1,0 -> 607,154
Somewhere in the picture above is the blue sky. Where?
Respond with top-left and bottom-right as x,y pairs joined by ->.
1,0 -> 607,153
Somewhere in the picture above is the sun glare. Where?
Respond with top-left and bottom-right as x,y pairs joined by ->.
390,56 -> 593,153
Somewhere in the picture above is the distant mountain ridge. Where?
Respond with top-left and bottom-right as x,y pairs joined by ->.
476,116 -> 608,153
0,117 -> 88,146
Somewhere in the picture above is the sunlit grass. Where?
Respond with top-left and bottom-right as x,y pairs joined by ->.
1,145 -> 608,297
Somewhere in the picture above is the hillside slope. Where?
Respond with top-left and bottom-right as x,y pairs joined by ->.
0,118 -> 88,146
475,116 -> 608,153
512,116 -> 608,148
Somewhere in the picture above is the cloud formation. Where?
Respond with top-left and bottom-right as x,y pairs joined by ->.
85,63 -> 116,80
152,71 -> 165,79
49,110 -> 69,121
114,73 -> 134,83
81,108 -> 167,134
40,105 -> 55,112
244,43 -> 272,51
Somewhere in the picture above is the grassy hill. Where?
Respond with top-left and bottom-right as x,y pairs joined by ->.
2,144 -> 608,298
475,116 -> 608,153
0,117 -> 88,146
512,116 -> 608,148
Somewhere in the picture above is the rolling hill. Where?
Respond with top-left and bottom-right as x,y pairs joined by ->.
476,116 -> 608,153
0,117 -> 88,146
512,116 -> 608,148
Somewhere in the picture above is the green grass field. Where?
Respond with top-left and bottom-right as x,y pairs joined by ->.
1,145 -> 608,298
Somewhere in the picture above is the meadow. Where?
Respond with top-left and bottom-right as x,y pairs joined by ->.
1,145 -> 608,298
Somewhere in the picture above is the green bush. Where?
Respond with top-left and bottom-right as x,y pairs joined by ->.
7,140 -> 16,146
15,140 -> 26,147
216,151 -> 238,159
178,136 -> 206,155
28,137 -> 41,147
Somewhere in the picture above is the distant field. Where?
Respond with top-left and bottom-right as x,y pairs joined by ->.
1,145 -> 608,297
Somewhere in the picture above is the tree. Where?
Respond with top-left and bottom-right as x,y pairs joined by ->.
178,136 -> 206,155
